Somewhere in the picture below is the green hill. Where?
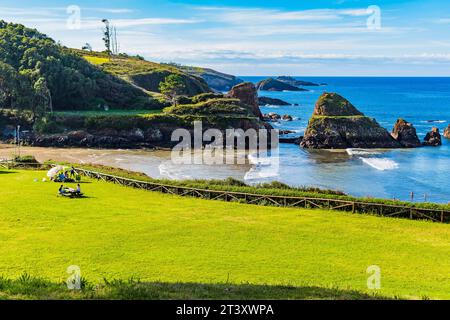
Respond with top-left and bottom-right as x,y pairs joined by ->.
0,21 -> 212,112
76,50 -> 212,96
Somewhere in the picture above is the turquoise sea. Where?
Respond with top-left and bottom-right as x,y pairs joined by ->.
241,77 -> 450,203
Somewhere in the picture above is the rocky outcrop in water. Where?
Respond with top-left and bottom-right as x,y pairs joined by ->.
444,125 -> 450,139
258,97 -> 291,106
391,119 -> 421,148
300,93 -> 402,149
263,112 -> 281,122
276,76 -> 321,87
256,78 -> 308,92
423,127 -> 442,146
227,82 -> 263,119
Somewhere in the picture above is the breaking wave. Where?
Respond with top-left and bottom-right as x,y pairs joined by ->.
346,148 -> 381,156
360,158 -> 399,171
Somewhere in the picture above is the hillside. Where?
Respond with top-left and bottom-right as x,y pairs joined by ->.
178,65 -> 244,92
0,21 -> 213,113
76,51 -> 212,96
0,21 -> 156,111
0,170 -> 449,299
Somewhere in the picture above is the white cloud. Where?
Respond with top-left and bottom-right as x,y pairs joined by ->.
195,6 -> 372,24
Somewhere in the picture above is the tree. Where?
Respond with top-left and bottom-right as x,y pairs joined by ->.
33,77 -> 52,120
102,19 -> 119,55
102,19 -> 111,54
82,43 -> 92,51
159,74 -> 185,106
0,61 -> 20,108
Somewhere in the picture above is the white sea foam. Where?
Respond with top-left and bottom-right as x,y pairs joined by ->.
420,120 -> 447,124
346,148 -> 381,156
360,157 -> 399,171
158,162 -> 193,180
245,153 -> 280,180
244,167 -> 279,180
264,105 -> 281,109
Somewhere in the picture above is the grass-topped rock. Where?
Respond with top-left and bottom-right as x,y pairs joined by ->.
301,93 -> 402,149
164,98 -> 255,117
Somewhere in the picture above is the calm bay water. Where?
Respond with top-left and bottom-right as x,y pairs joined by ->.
241,77 -> 450,203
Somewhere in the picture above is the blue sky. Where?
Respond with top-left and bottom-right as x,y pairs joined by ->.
1,0 -> 450,76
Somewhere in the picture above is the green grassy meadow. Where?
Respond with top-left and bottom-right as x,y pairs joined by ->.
0,170 -> 449,300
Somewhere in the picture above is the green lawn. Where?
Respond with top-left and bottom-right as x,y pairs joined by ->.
0,170 -> 449,300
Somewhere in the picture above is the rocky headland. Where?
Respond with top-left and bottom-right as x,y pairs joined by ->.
180,66 -> 244,92
258,97 -> 292,106
276,76 -> 322,87
256,78 -> 308,92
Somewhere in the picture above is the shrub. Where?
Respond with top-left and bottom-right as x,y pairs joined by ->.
14,155 -> 37,163
191,93 -> 224,104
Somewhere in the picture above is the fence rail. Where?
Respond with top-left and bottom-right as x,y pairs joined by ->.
1,160 -> 448,223
74,168 -> 450,224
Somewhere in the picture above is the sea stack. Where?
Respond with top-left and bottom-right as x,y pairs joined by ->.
227,82 -> 263,119
391,119 -> 421,148
300,93 -> 401,149
444,125 -> 450,139
423,127 -> 442,146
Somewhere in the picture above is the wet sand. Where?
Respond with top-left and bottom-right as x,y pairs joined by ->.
0,144 -> 252,180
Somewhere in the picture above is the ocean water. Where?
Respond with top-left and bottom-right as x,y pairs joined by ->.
241,77 -> 450,203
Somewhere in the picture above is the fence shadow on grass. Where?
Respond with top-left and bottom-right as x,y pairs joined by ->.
0,276 -> 394,300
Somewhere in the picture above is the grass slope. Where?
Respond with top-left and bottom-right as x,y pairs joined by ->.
0,170 -> 449,299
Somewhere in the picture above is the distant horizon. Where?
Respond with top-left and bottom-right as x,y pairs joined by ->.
238,75 -> 450,78
1,0 -> 450,76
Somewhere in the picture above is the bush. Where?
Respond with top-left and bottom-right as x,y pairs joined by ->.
191,93 -> 224,104
33,116 -> 63,134
14,155 -> 37,163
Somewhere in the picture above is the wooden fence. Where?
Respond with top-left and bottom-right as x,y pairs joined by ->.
74,168 -> 450,224
1,160 -> 448,223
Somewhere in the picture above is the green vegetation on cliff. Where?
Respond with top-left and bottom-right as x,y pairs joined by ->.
164,98 -> 256,117
0,21 -> 214,116
0,21 -> 155,111
77,50 -> 212,97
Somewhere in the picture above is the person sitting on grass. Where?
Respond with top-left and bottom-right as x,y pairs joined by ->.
58,185 -> 65,196
76,184 -> 81,194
